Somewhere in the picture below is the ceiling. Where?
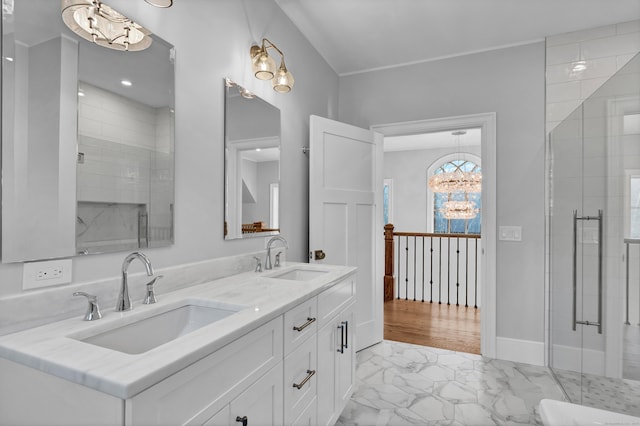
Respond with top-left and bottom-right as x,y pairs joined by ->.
275,0 -> 640,76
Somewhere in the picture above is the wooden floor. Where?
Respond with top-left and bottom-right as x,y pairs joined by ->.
384,299 -> 481,355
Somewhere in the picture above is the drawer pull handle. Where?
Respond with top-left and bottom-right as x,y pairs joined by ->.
293,317 -> 316,332
293,369 -> 316,389
236,416 -> 248,426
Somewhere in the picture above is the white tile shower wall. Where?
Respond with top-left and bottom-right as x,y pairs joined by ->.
77,136 -> 151,205
78,82 -> 158,150
546,20 -> 640,134
77,82 -> 174,242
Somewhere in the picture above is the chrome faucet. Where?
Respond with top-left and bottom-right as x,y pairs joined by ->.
265,236 -> 288,270
117,252 -> 154,311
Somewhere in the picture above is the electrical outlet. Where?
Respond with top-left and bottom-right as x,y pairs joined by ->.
23,259 -> 73,290
36,267 -> 64,280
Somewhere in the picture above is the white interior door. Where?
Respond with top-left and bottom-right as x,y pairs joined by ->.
309,115 -> 383,351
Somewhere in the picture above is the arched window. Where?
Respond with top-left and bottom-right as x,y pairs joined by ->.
431,159 -> 481,234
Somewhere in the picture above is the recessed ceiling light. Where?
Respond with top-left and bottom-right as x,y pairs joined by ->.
256,148 -> 262,152
121,79 -> 133,87
4,56 -> 13,62
78,90 -> 85,97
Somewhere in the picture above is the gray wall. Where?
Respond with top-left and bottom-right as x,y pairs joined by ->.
0,0 -> 339,297
339,43 -> 546,343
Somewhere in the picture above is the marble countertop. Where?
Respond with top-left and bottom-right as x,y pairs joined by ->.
0,262 -> 356,399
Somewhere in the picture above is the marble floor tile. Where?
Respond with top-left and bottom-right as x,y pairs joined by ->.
552,368 -> 640,417
337,340 -> 567,426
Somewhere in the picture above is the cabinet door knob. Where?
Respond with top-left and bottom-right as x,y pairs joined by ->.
235,415 -> 248,426
314,249 -> 326,260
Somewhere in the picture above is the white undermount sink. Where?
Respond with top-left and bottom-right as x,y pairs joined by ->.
73,300 -> 247,354
268,267 -> 329,281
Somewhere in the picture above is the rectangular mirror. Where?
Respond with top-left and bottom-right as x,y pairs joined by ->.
2,0 -> 175,262
224,79 -> 280,240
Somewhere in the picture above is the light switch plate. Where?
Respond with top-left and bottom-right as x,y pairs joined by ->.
499,226 -> 522,241
23,259 -> 73,290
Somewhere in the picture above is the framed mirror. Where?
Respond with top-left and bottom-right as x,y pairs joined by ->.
1,0 -> 175,262
224,79 -> 280,240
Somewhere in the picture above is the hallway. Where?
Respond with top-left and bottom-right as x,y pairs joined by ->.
384,300 -> 480,354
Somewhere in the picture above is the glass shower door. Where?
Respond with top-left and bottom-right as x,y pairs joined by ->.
548,52 -> 640,414
549,102 -> 606,403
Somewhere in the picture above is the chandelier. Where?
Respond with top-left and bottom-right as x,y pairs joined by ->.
429,130 -> 482,220
61,0 -> 155,51
428,131 -> 482,194
440,200 -> 479,220
428,170 -> 482,193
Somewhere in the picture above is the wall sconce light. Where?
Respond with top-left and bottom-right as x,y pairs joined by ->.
250,38 -> 295,93
61,0 -> 152,51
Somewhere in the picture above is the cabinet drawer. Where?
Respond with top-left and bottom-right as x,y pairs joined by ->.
126,316 -> 283,426
284,296 -> 317,354
283,333 -> 317,425
317,276 -> 355,327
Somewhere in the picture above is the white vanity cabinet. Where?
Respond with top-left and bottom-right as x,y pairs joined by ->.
126,316 -> 284,426
127,274 -> 356,426
316,277 -> 357,426
0,268 -> 357,426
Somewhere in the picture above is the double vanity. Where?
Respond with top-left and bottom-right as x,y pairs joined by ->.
0,261 -> 356,426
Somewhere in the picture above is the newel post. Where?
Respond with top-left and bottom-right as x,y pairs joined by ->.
384,224 -> 395,302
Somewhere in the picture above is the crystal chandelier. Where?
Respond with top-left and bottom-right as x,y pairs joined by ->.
428,131 -> 482,194
428,170 -> 482,193
429,130 -> 482,221
440,200 -> 479,220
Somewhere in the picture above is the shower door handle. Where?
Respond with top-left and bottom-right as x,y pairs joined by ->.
572,210 -> 603,334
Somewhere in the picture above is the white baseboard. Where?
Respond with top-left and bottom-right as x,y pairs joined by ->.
496,337 -> 545,366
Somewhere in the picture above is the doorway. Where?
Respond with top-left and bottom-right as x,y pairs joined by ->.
372,113 -> 497,357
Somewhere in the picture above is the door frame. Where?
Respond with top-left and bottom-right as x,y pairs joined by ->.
371,112 -> 497,358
